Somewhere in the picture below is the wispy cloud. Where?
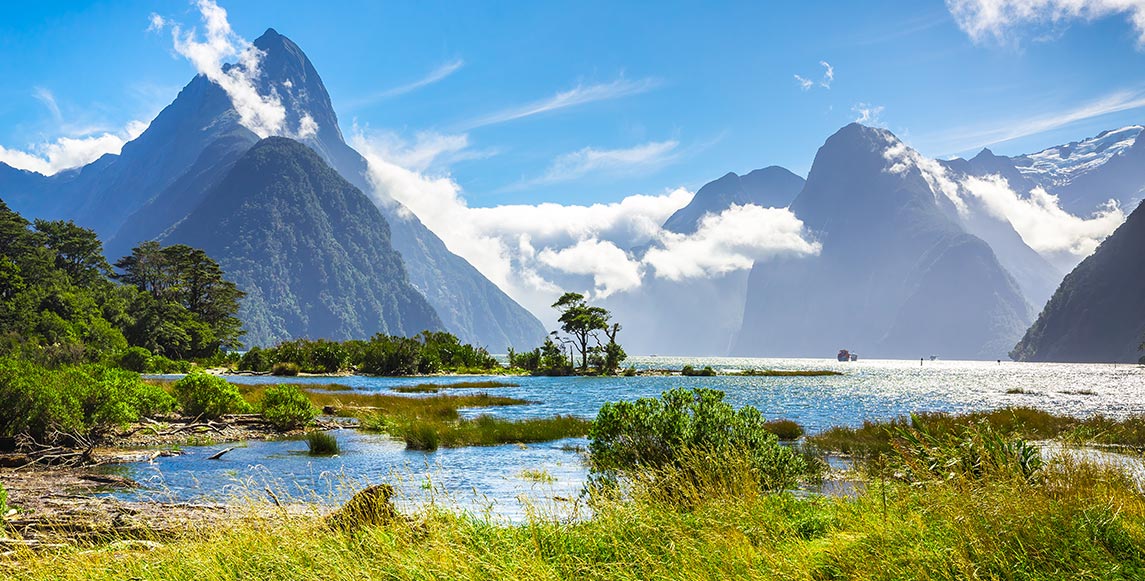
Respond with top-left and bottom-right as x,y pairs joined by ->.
947,0 -> 1145,47
852,102 -> 885,125
794,61 -> 834,91
924,88 -> 1145,154
344,59 -> 464,109
522,140 -> 681,188
0,120 -> 148,175
463,76 -> 660,129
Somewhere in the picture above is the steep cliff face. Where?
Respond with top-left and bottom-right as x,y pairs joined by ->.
163,137 -> 443,346
1011,199 -> 1145,363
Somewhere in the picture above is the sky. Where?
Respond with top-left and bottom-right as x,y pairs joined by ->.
4,1 -> 1145,201
2,0 -> 1145,323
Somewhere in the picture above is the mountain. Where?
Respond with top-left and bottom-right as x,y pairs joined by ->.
612,166 -> 806,356
733,124 -> 1032,360
662,166 -> 804,234
163,137 -> 443,345
1011,199 -> 1145,363
0,28 -> 546,351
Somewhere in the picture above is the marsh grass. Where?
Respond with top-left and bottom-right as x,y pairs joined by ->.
809,407 -> 1145,458
762,418 -> 804,440
737,369 -> 843,376
11,447 -> 1145,581
305,431 -> 339,456
377,414 -> 591,451
392,380 -> 520,394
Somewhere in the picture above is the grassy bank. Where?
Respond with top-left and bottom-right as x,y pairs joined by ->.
809,406 -> 1145,456
371,414 -> 591,450
392,380 -> 520,394
7,451 -> 1143,580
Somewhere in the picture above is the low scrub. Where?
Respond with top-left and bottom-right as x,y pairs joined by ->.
392,380 -> 519,394
762,418 -> 804,440
0,357 -> 174,442
172,372 -> 251,420
680,365 -> 716,376
589,387 -> 809,494
271,362 -> 300,376
259,384 -> 316,430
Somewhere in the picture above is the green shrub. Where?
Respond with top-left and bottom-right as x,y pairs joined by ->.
305,431 -> 339,456
239,347 -> 271,372
681,365 -> 716,377
0,357 -> 174,441
172,372 -> 250,419
763,419 -> 805,441
117,347 -> 152,372
260,384 -> 316,430
271,361 -> 300,376
145,355 -> 191,374
589,388 -> 807,493
0,482 -> 6,514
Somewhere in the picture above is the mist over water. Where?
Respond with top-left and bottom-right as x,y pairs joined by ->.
114,357 -> 1145,519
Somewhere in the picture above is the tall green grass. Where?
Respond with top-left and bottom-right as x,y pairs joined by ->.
10,448 -> 1145,580
375,414 -> 591,451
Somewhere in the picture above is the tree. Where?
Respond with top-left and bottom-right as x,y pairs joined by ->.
33,219 -> 109,287
552,292 -> 612,373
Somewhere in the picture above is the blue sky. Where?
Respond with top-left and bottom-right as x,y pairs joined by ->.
3,0 -> 1145,208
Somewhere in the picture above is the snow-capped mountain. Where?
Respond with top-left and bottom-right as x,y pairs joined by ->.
1014,125 -> 1143,188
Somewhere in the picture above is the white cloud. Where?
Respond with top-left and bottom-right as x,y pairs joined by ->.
538,239 -> 644,297
351,129 -> 819,318
346,60 -> 464,108
947,0 -> 1145,46
852,102 -> 886,125
147,13 -> 167,32
168,0 -> 315,139
0,110 -> 149,176
883,135 -> 1125,262
819,61 -> 835,88
463,77 -> 660,128
962,174 -> 1125,257
524,140 -> 680,186
794,61 -> 834,91
644,204 -> 822,280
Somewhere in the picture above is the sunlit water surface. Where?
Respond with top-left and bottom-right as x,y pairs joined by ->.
108,357 -> 1145,520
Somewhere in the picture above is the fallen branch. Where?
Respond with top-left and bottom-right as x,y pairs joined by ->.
207,447 -> 236,460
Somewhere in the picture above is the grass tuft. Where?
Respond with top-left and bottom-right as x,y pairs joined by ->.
305,431 -> 339,456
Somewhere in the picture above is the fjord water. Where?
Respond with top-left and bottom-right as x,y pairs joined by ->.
113,357 -> 1145,519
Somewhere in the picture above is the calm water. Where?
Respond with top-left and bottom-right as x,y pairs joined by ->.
111,357 -> 1145,519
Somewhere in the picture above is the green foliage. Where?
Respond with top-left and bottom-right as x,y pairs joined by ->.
389,415 -> 591,451
0,357 -> 173,441
0,481 -> 6,515
762,419 -> 804,441
552,292 -> 612,372
271,362 -> 300,376
115,242 -> 245,359
145,355 -> 191,374
117,346 -> 152,373
238,347 -> 271,372
260,384 -> 316,430
305,431 -> 339,456
681,365 -> 716,376
589,388 -> 807,493
172,372 -> 251,420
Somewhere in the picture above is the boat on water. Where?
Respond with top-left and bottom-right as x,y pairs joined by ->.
837,349 -> 858,362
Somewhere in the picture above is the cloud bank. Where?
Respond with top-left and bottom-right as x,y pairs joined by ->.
351,130 -> 820,314
947,0 -> 1145,46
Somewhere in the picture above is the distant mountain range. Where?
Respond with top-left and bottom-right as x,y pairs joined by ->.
0,29 -> 545,350
2,27 -> 1142,361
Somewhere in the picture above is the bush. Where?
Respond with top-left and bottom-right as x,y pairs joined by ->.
306,431 -> 339,456
763,419 -> 805,441
681,365 -> 716,377
172,372 -> 250,419
0,358 -> 174,442
117,347 -> 152,373
260,384 -> 316,430
145,355 -> 191,374
271,361 -> 300,376
239,347 -> 271,372
589,388 -> 807,493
